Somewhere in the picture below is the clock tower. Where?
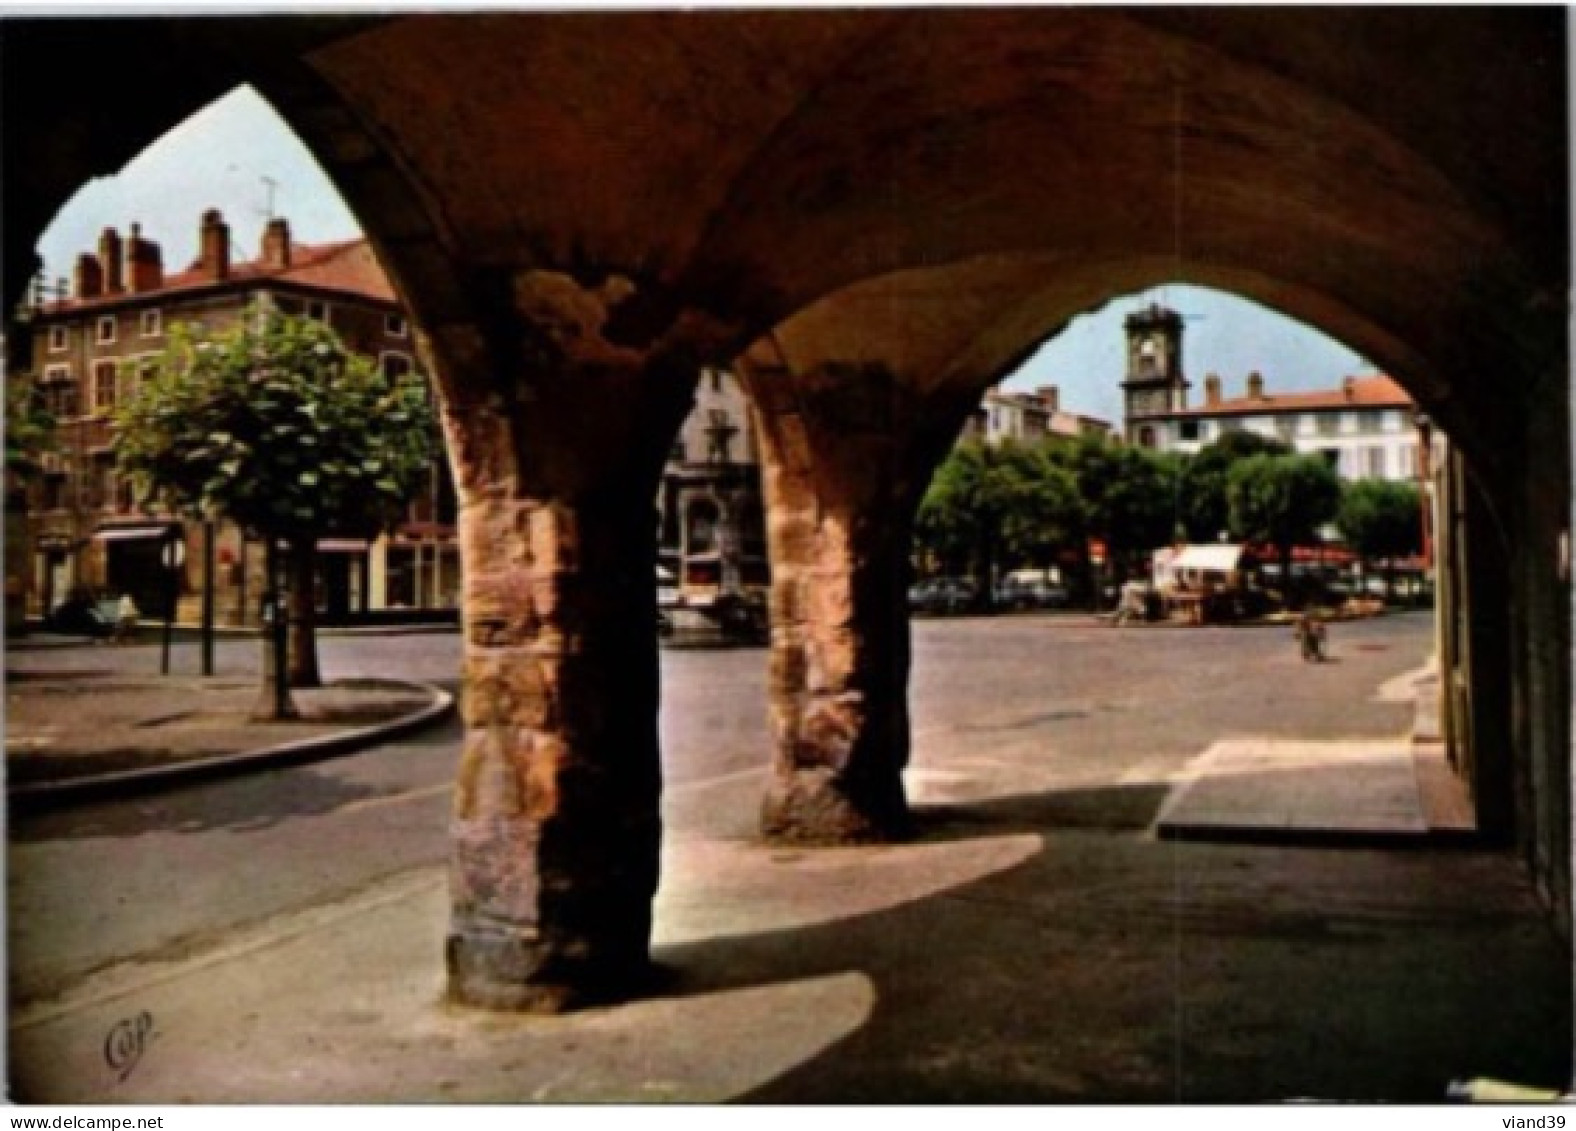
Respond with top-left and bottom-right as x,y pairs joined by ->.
1121,302 -> 1188,447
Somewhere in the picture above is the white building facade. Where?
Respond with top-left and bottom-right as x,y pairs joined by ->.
1118,302 -> 1424,483
1135,373 -> 1423,483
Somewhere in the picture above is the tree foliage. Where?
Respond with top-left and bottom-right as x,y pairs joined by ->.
1338,479 -> 1423,597
115,312 -> 438,701
6,377 -> 56,480
1177,430 -> 1290,543
916,440 -> 1085,594
115,314 -> 436,539
1056,436 -> 1176,582
1227,453 -> 1342,579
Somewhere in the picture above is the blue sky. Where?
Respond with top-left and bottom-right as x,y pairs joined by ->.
39,84 -> 1373,427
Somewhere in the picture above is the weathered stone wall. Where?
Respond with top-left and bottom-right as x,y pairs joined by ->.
745,360 -> 978,843
430,275 -> 725,1010
3,9 -> 1568,1013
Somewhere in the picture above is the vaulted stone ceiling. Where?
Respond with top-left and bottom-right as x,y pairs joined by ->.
5,9 -> 1566,472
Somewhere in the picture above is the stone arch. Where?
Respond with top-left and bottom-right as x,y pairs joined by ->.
4,9 -> 1565,1014
740,245 -> 1544,881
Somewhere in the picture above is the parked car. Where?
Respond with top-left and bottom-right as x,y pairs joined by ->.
907,576 -> 979,615
995,569 -> 1070,611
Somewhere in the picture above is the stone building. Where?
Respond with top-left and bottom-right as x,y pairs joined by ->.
959,384 -> 1113,446
1121,302 -> 1426,483
5,12 -> 1566,1028
19,211 -> 767,628
657,366 -> 768,607
18,211 -> 457,625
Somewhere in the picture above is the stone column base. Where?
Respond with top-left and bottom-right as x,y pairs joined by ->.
760,766 -> 912,845
445,925 -> 656,1014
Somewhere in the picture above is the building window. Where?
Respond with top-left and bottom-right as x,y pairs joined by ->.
306,300 -> 330,323
1366,447 -> 1387,478
1400,445 -> 1416,478
139,309 -> 162,338
380,352 -> 414,381
124,358 -> 157,404
48,325 -> 68,353
1274,414 -> 1298,439
710,370 -> 723,393
1357,410 -> 1382,434
1316,413 -> 1339,437
53,383 -> 79,419
385,313 -> 408,339
1179,420 -> 1200,441
93,361 -> 119,412
1219,419 -> 1243,435
96,316 -> 117,345
40,368 -> 78,418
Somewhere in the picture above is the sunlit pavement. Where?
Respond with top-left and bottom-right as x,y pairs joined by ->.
8,613 -> 1569,1101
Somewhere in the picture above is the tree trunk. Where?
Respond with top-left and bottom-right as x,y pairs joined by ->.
251,539 -> 299,721
286,537 -> 322,688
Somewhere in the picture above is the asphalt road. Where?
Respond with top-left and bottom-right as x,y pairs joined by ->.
7,612 -> 1434,1009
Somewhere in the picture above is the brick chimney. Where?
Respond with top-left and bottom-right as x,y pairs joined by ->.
1343,376 -> 1357,401
199,209 -> 231,281
1036,385 -> 1061,413
260,217 -> 292,270
98,228 -> 124,294
1204,374 -> 1222,407
74,253 -> 104,300
124,223 -> 164,293
1246,371 -> 1265,400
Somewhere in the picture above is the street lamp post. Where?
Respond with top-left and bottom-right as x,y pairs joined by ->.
200,519 -> 216,677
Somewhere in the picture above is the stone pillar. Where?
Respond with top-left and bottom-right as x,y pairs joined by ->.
746,361 -> 973,844
435,272 -> 715,1011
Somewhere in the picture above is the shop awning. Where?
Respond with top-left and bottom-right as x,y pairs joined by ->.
92,523 -> 178,543
1171,544 -> 1246,573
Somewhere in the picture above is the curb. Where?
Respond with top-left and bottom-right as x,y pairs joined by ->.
9,679 -> 455,809
1153,822 -> 1482,850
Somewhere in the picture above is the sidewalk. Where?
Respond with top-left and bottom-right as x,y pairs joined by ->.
1154,657 -> 1475,845
5,666 -> 452,803
7,649 -> 1567,1103
10,772 -> 1567,1103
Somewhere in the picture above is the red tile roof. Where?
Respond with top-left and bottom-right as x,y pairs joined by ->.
1167,375 -> 1412,418
39,236 -> 396,316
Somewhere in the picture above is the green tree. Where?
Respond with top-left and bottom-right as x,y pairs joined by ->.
915,440 -> 1084,605
1000,447 -> 1085,571
1337,479 -> 1423,600
1056,436 -> 1175,603
1227,453 -> 1342,603
5,377 -> 56,479
115,313 -> 437,715
1178,430 -> 1290,543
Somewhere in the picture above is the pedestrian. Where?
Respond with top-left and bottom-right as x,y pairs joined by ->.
112,592 -> 140,645
1294,610 -> 1327,662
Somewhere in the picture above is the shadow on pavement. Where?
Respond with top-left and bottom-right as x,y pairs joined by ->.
648,783 -> 1570,1102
